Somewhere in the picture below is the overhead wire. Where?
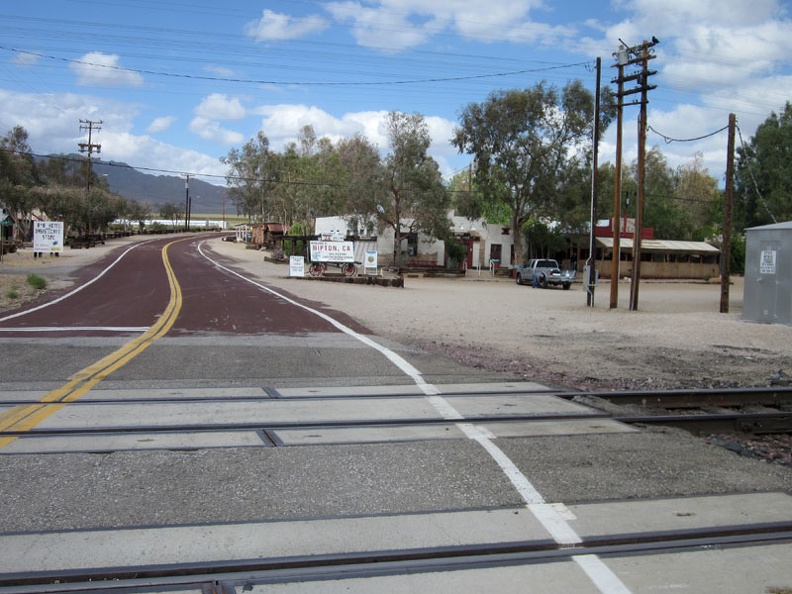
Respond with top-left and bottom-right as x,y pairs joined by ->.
0,45 -> 591,87
735,125 -> 778,224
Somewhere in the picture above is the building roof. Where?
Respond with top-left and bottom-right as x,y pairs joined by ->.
746,221 -> 792,232
597,238 -> 720,254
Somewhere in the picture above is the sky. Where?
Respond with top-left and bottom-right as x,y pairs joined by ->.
1,0 -> 791,190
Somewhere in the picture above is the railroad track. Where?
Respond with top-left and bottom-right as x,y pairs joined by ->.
2,385 -> 791,593
563,385 -> 792,435
3,520 -> 792,593
2,386 -> 791,443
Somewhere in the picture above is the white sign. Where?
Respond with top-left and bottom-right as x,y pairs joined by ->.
364,250 -> 378,273
33,221 -> 64,254
289,255 -> 305,277
309,240 -> 354,263
760,249 -> 777,274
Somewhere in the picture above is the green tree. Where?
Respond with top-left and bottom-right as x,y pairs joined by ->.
222,131 -> 280,221
0,126 -> 39,240
160,203 -> 182,227
675,153 -> 720,240
346,111 -> 450,263
735,102 -> 792,229
335,134 -> 383,236
452,81 -> 609,264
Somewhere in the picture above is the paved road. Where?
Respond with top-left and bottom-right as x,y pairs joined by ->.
1,234 -> 791,593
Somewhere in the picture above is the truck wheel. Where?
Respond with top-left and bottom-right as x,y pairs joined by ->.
516,273 -> 524,285
563,283 -> 571,290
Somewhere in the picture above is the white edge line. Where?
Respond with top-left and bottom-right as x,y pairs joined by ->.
0,327 -> 150,333
197,241 -> 632,594
0,242 -> 147,323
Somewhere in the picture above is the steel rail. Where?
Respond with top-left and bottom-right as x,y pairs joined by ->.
559,385 -> 792,408
1,385 -> 789,407
616,411 -> 792,434
0,412 -> 614,438
2,522 -> 791,593
0,409 -> 790,439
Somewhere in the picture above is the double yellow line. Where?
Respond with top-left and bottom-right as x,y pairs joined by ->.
0,241 -> 183,449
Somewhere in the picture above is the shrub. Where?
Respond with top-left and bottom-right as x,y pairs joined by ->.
26,274 -> 47,290
5,286 -> 19,300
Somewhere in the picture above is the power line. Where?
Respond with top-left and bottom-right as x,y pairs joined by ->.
735,125 -> 778,224
0,45 -> 591,87
647,124 -> 729,144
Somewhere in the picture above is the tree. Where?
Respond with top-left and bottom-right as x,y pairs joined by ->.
331,134 -> 383,237
160,203 -> 182,227
453,81 -> 608,265
346,111 -> 450,263
735,102 -> 792,229
0,126 -> 39,240
675,153 -> 720,240
222,131 -> 280,221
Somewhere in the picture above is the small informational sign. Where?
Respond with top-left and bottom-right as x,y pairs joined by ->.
364,250 -> 378,274
760,249 -> 777,274
309,240 -> 354,263
289,255 -> 305,277
33,221 -> 64,254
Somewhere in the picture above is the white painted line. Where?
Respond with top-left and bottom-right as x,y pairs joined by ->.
574,555 -> 634,594
0,326 -> 149,333
198,241 -> 632,594
0,242 -> 149,323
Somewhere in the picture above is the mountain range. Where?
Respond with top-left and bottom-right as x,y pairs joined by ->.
91,161 -> 228,214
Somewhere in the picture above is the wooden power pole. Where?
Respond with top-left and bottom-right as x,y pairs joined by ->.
78,119 -> 102,190
720,113 -> 736,314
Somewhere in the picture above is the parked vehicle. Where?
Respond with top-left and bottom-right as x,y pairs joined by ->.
514,258 -> 575,290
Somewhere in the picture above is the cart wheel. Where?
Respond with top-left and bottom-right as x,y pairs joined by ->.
341,262 -> 358,277
309,263 -> 326,277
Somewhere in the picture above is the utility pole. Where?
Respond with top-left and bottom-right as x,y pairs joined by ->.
587,57 -> 602,307
610,49 -> 626,309
720,113 -> 736,314
611,38 -> 658,311
78,119 -> 102,190
183,174 -> 191,231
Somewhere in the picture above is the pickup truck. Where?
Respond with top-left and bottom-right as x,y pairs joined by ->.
514,258 -> 574,290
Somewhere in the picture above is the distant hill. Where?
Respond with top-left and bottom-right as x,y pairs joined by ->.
91,161 -> 227,214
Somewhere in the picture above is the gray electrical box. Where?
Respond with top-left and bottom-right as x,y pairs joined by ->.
743,221 -> 792,325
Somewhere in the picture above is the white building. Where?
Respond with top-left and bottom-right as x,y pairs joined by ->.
315,214 -> 516,271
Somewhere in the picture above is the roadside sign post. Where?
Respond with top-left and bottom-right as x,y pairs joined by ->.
33,221 -> 65,256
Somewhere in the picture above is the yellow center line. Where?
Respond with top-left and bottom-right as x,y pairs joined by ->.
0,241 -> 183,448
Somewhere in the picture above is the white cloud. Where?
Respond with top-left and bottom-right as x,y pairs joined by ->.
252,103 -> 460,176
69,52 -> 144,87
147,116 -> 175,133
0,89 -> 226,179
195,94 -> 246,120
189,116 -> 245,145
324,1 -> 436,51
244,9 -> 328,41
10,52 -> 39,66
322,0 -> 571,51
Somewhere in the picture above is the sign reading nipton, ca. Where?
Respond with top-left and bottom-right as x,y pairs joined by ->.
33,221 -> 64,254
309,241 -> 354,263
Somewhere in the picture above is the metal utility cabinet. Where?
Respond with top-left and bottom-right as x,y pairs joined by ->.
744,221 -> 792,325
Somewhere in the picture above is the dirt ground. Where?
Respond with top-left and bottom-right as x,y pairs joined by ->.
2,237 -> 791,394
